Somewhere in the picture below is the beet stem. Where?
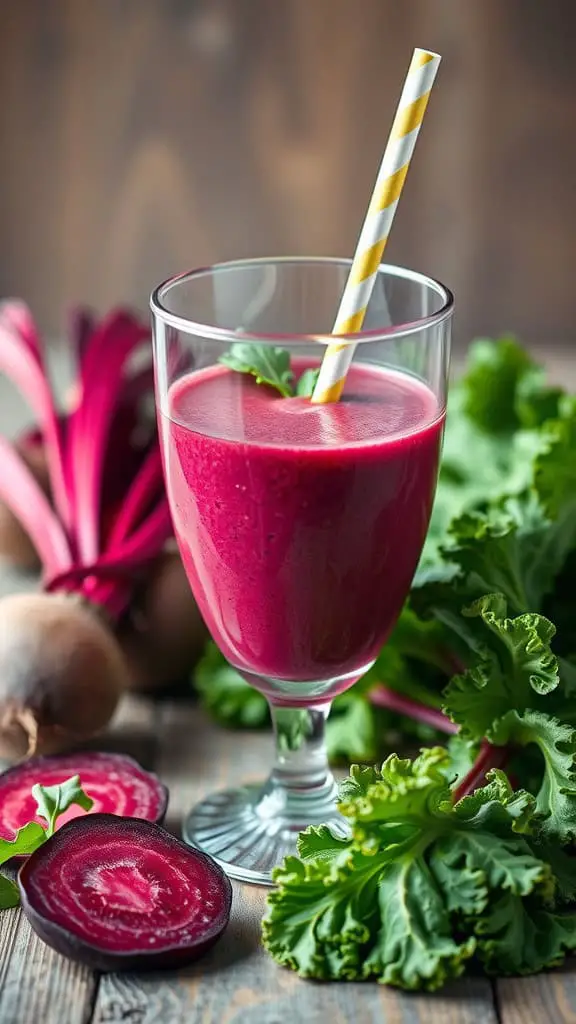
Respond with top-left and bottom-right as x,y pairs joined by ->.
83,500 -> 173,618
66,311 -> 150,563
0,310 -> 72,531
368,684 -> 458,735
453,740 -> 509,801
107,447 -> 164,550
0,436 -> 72,577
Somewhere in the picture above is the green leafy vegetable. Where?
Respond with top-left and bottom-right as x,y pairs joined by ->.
195,644 -> 268,729
219,343 -> 294,397
0,777 -> 92,909
420,336 -> 559,570
443,595 -> 559,734
534,398 -> 576,520
459,336 -> 562,435
264,751 -> 576,990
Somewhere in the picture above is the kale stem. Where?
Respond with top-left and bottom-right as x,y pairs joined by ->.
453,740 -> 509,801
368,686 -> 458,735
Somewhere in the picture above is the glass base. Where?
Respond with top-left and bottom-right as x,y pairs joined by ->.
182,780 -> 348,885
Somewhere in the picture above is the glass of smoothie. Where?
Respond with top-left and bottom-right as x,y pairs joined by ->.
151,257 -> 452,884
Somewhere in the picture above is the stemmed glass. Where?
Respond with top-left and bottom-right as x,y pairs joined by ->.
151,257 -> 452,884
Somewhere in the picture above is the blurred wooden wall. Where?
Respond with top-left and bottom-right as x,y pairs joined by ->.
0,0 -> 575,347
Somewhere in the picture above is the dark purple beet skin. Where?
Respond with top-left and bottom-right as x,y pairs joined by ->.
18,815 -> 233,972
0,753 -> 168,840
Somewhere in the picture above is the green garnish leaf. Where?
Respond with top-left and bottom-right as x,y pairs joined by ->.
219,343 -> 294,397
295,367 -> 320,397
0,876 -> 19,910
0,821 -> 46,866
32,775 -> 93,838
0,821 -> 47,909
0,777 -> 93,912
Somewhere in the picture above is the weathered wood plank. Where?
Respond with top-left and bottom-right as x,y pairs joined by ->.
497,971 -> 576,1023
93,703 -> 499,1024
80,692 -> 160,770
0,906 -> 97,1024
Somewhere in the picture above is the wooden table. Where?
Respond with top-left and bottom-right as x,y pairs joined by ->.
0,692 -> 573,1024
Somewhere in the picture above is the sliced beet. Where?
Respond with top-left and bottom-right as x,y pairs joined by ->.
0,752 -> 167,839
18,814 -> 233,971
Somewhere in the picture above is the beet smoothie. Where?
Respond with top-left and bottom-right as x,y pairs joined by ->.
162,360 -> 443,687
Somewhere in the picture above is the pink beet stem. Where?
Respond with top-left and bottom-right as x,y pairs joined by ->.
368,684 -> 458,735
453,740 -> 509,802
107,447 -> 164,550
0,436 -> 73,577
0,312 -> 72,531
107,500 -> 173,564
83,448 -> 166,616
83,500 -> 173,618
66,312 -> 150,563
1,300 -> 41,357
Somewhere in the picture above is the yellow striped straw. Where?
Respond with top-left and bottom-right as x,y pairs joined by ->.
311,48 -> 441,405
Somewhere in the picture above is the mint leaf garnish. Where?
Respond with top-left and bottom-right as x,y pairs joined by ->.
295,367 -> 320,397
33,775 -> 93,837
219,343 -> 294,397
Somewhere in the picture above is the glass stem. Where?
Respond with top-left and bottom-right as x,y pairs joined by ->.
256,701 -> 339,825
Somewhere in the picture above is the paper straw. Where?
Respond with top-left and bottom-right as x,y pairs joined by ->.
311,48 -> 441,404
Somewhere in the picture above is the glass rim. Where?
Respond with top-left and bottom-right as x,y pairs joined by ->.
150,256 -> 454,345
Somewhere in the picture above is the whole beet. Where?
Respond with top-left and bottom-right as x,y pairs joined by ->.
0,593 -> 127,762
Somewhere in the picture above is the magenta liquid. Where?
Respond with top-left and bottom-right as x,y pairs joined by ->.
162,361 -> 444,686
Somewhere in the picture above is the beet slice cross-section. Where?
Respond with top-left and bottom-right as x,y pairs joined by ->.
18,814 -> 233,971
0,752 -> 167,839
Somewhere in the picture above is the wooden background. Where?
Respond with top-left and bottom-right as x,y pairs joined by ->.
0,0 -> 575,348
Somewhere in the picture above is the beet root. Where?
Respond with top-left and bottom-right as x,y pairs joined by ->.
0,752 -> 168,839
0,594 -> 127,762
119,552 -> 207,693
18,814 -> 233,971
